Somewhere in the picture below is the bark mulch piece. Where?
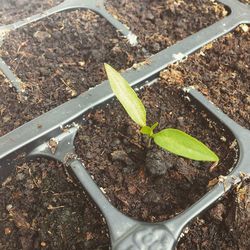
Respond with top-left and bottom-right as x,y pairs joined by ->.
0,0 -> 63,25
0,159 -> 110,250
105,0 -> 228,54
0,9 -> 145,136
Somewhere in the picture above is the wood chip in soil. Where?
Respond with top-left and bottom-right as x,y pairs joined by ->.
0,0 -> 63,25
0,9 -> 145,136
160,25 -> 250,129
75,81 -> 237,223
0,159 -> 110,250
105,0 -> 228,54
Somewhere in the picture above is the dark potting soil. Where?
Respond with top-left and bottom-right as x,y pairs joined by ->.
177,180 -> 250,249
75,82 -> 237,222
105,0 -> 227,54
0,4 -> 249,250
160,26 -> 249,249
0,9 -> 146,136
0,0 -> 227,136
0,159 -> 110,250
0,72 -> 35,137
160,25 -> 250,129
0,0 -> 63,25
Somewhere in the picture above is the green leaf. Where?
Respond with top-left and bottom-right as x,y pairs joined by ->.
153,128 -> 219,162
150,122 -> 159,131
140,126 -> 152,136
104,63 -> 146,127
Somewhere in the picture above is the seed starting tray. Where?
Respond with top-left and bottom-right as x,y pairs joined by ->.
0,0 -> 250,249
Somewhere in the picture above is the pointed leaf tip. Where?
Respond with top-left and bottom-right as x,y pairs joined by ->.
153,128 -> 219,162
104,63 -> 146,127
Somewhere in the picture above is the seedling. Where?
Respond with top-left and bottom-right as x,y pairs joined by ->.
104,63 -> 219,162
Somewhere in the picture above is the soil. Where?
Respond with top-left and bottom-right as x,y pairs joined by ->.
74,26 -> 248,248
0,81 -> 239,250
105,0 -> 227,54
160,25 -> 250,129
0,0 -> 226,136
0,2 -> 249,250
0,0 -> 63,25
75,82 -> 237,222
177,180 -> 250,250
0,159 -> 110,250
160,26 -> 249,249
0,9 -> 146,136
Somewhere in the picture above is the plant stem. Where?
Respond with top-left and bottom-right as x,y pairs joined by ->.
147,137 -> 152,148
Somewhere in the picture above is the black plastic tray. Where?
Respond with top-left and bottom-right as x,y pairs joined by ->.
0,0 -> 250,249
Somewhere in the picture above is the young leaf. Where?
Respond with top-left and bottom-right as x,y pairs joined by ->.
150,122 -> 159,131
140,122 -> 159,137
153,128 -> 219,162
104,63 -> 146,127
140,126 -> 152,136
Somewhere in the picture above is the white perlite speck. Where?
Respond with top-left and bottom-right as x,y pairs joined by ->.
127,32 -> 138,46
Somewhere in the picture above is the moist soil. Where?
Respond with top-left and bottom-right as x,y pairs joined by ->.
0,9 -> 146,136
0,0 -> 226,136
0,159 -> 110,250
162,26 -> 250,249
0,0 -> 63,25
0,80 -> 238,250
0,3 -> 249,250
160,25 -> 250,129
177,180 -> 250,250
75,82 -> 237,222
105,0 -> 227,54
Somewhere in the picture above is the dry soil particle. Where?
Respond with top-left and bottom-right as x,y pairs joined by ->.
0,9 -> 145,136
75,81 -> 237,223
105,0 -> 227,54
0,159 -> 110,250
0,0 -> 63,25
160,26 -> 250,129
